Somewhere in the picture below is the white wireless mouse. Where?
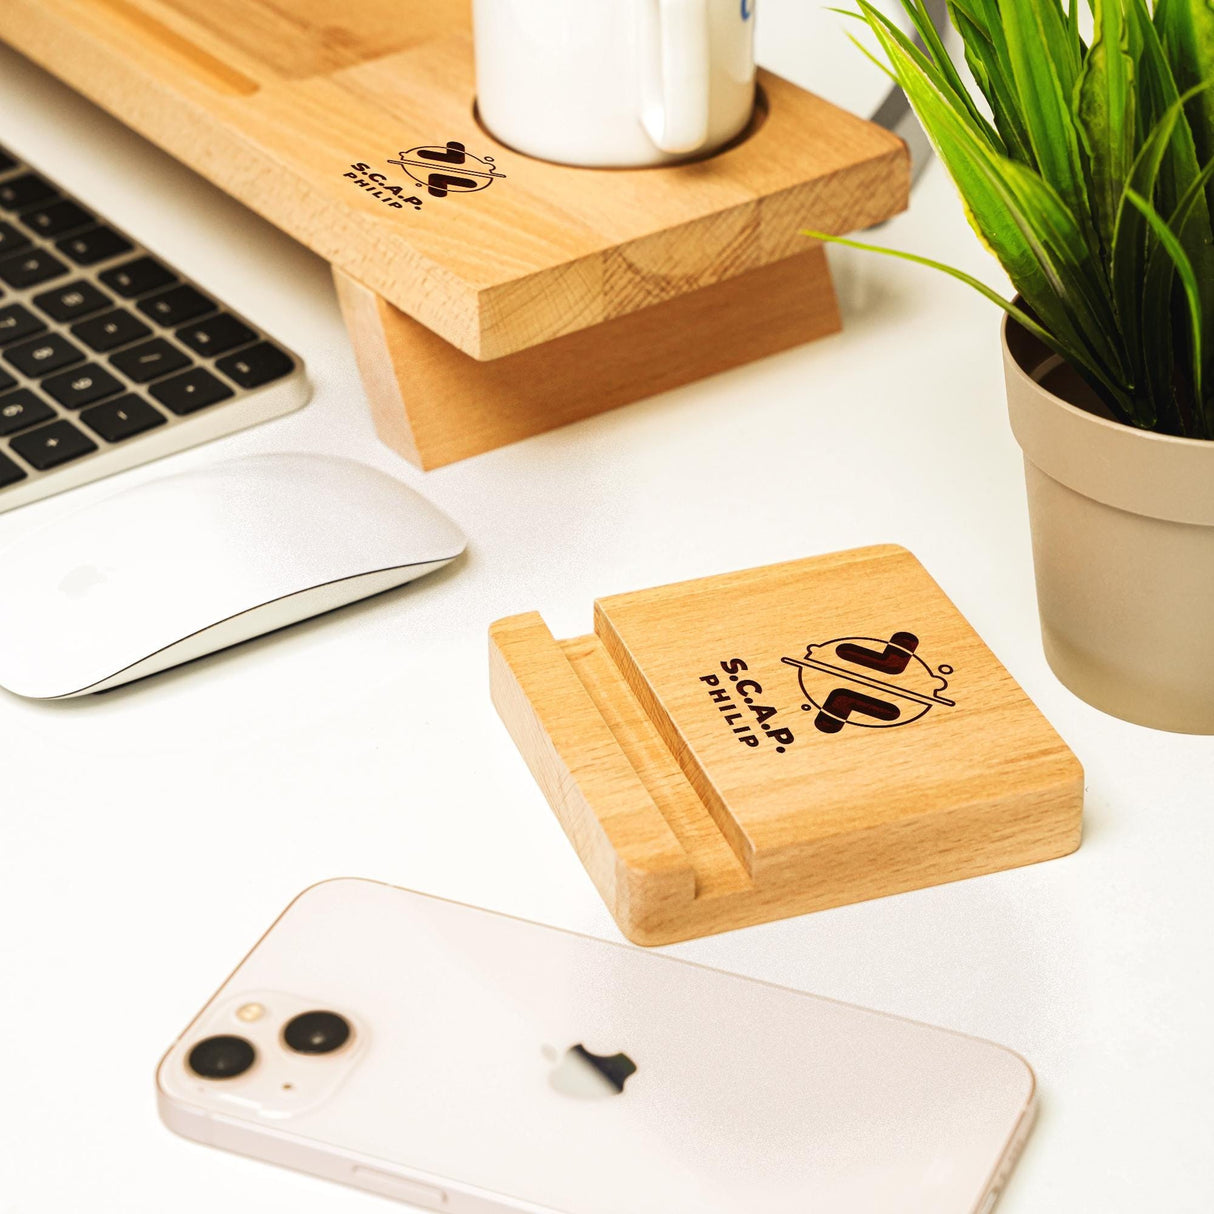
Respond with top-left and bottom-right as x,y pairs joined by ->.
0,453 -> 466,698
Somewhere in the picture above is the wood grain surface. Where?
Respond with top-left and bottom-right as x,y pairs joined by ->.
0,0 -> 908,357
491,547 -> 1084,945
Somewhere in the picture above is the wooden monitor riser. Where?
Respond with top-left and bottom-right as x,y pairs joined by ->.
1,0 -> 909,466
491,547 -> 1084,945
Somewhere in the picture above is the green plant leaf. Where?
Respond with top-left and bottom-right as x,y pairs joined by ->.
947,0 -> 1037,163
1109,82 -> 1191,419
842,28 -> 900,83
801,230 -> 1060,343
1076,0 -> 1136,256
1126,0 -> 1204,217
897,0 -> 1004,145
1155,0 -> 1214,180
1110,80 -> 1214,426
1001,157 -> 1123,343
1000,0 -> 1094,242
1167,155 -> 1214,243
1127,187 -> 1205,430
1164,155 -> 1214,434
801,228 -> 1132,420
860,9 -> 1131,398
1067,0 -> 1085,58
833,0 -> 1213,438
852,1 -> 1000,140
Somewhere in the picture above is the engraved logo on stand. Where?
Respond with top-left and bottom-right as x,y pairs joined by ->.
700,659 -> 798,753
782,631 -> 955,734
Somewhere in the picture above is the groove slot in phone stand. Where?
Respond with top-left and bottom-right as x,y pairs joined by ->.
491,545 -> 1084,945
0,0 -> 909,468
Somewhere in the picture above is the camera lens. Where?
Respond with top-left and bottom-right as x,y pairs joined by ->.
283,1010 -> 351,1055
188,1035 -> 256,1079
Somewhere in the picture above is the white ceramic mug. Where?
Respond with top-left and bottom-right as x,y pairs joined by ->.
473,0 -> 757,168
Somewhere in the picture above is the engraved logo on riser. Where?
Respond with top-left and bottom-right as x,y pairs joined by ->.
343,141 -> 506,212
389,142 -> 506,198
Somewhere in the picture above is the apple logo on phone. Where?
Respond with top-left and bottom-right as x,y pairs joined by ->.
546,1044 -> 637,1099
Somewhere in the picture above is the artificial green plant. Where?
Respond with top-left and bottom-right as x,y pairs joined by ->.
808,0 -> 1214,439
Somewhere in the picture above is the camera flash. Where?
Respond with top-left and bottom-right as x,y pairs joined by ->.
236,1002 -> 266,1023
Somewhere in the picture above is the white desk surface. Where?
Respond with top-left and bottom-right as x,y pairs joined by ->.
1,13 -> 1211,1213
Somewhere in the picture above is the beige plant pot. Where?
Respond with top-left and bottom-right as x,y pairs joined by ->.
1003,315 -> 1214,734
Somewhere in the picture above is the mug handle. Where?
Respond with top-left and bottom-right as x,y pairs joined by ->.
642,0 -> 712,155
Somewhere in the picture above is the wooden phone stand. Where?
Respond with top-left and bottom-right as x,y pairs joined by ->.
491,547 -> 1084,945
1,1 -> 909,467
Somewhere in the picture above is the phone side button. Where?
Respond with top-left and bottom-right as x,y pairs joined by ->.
351,1167 -> 448,1206
976,1191 -> 1000,1214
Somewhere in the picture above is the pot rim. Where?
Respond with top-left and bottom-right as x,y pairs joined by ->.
1002,312 -> 1214,526
1001,312 -> 1214,453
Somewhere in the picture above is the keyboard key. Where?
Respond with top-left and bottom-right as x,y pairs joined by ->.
32,280 -> 111,323
42,364 -> 124,409
56,225 -> 133,266
4,333 -> 85,378
110,337 -> 189,382
0,248 -> 69,289
138,284 -> 215,327
0,303 -> 46,346
19,199 -> 92,237
0,388 -> 56,436
0,450 -> 27,488
99,256 -> 175,298
71,308 -> 150,352
0,221 -> 31,258
80,394 -> 166,443
0,158 -> 305,511
149,367 -> 234,415
216,342 -> 293,389
176,312 -> 255,356
0,173 -> 57,212
9,419 -> 97,470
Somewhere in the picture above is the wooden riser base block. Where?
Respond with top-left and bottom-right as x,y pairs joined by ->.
490,546 -> 1083,945
334,248 -> 840,469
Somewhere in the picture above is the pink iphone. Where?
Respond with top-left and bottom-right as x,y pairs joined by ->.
158,879 -> 1035,1213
